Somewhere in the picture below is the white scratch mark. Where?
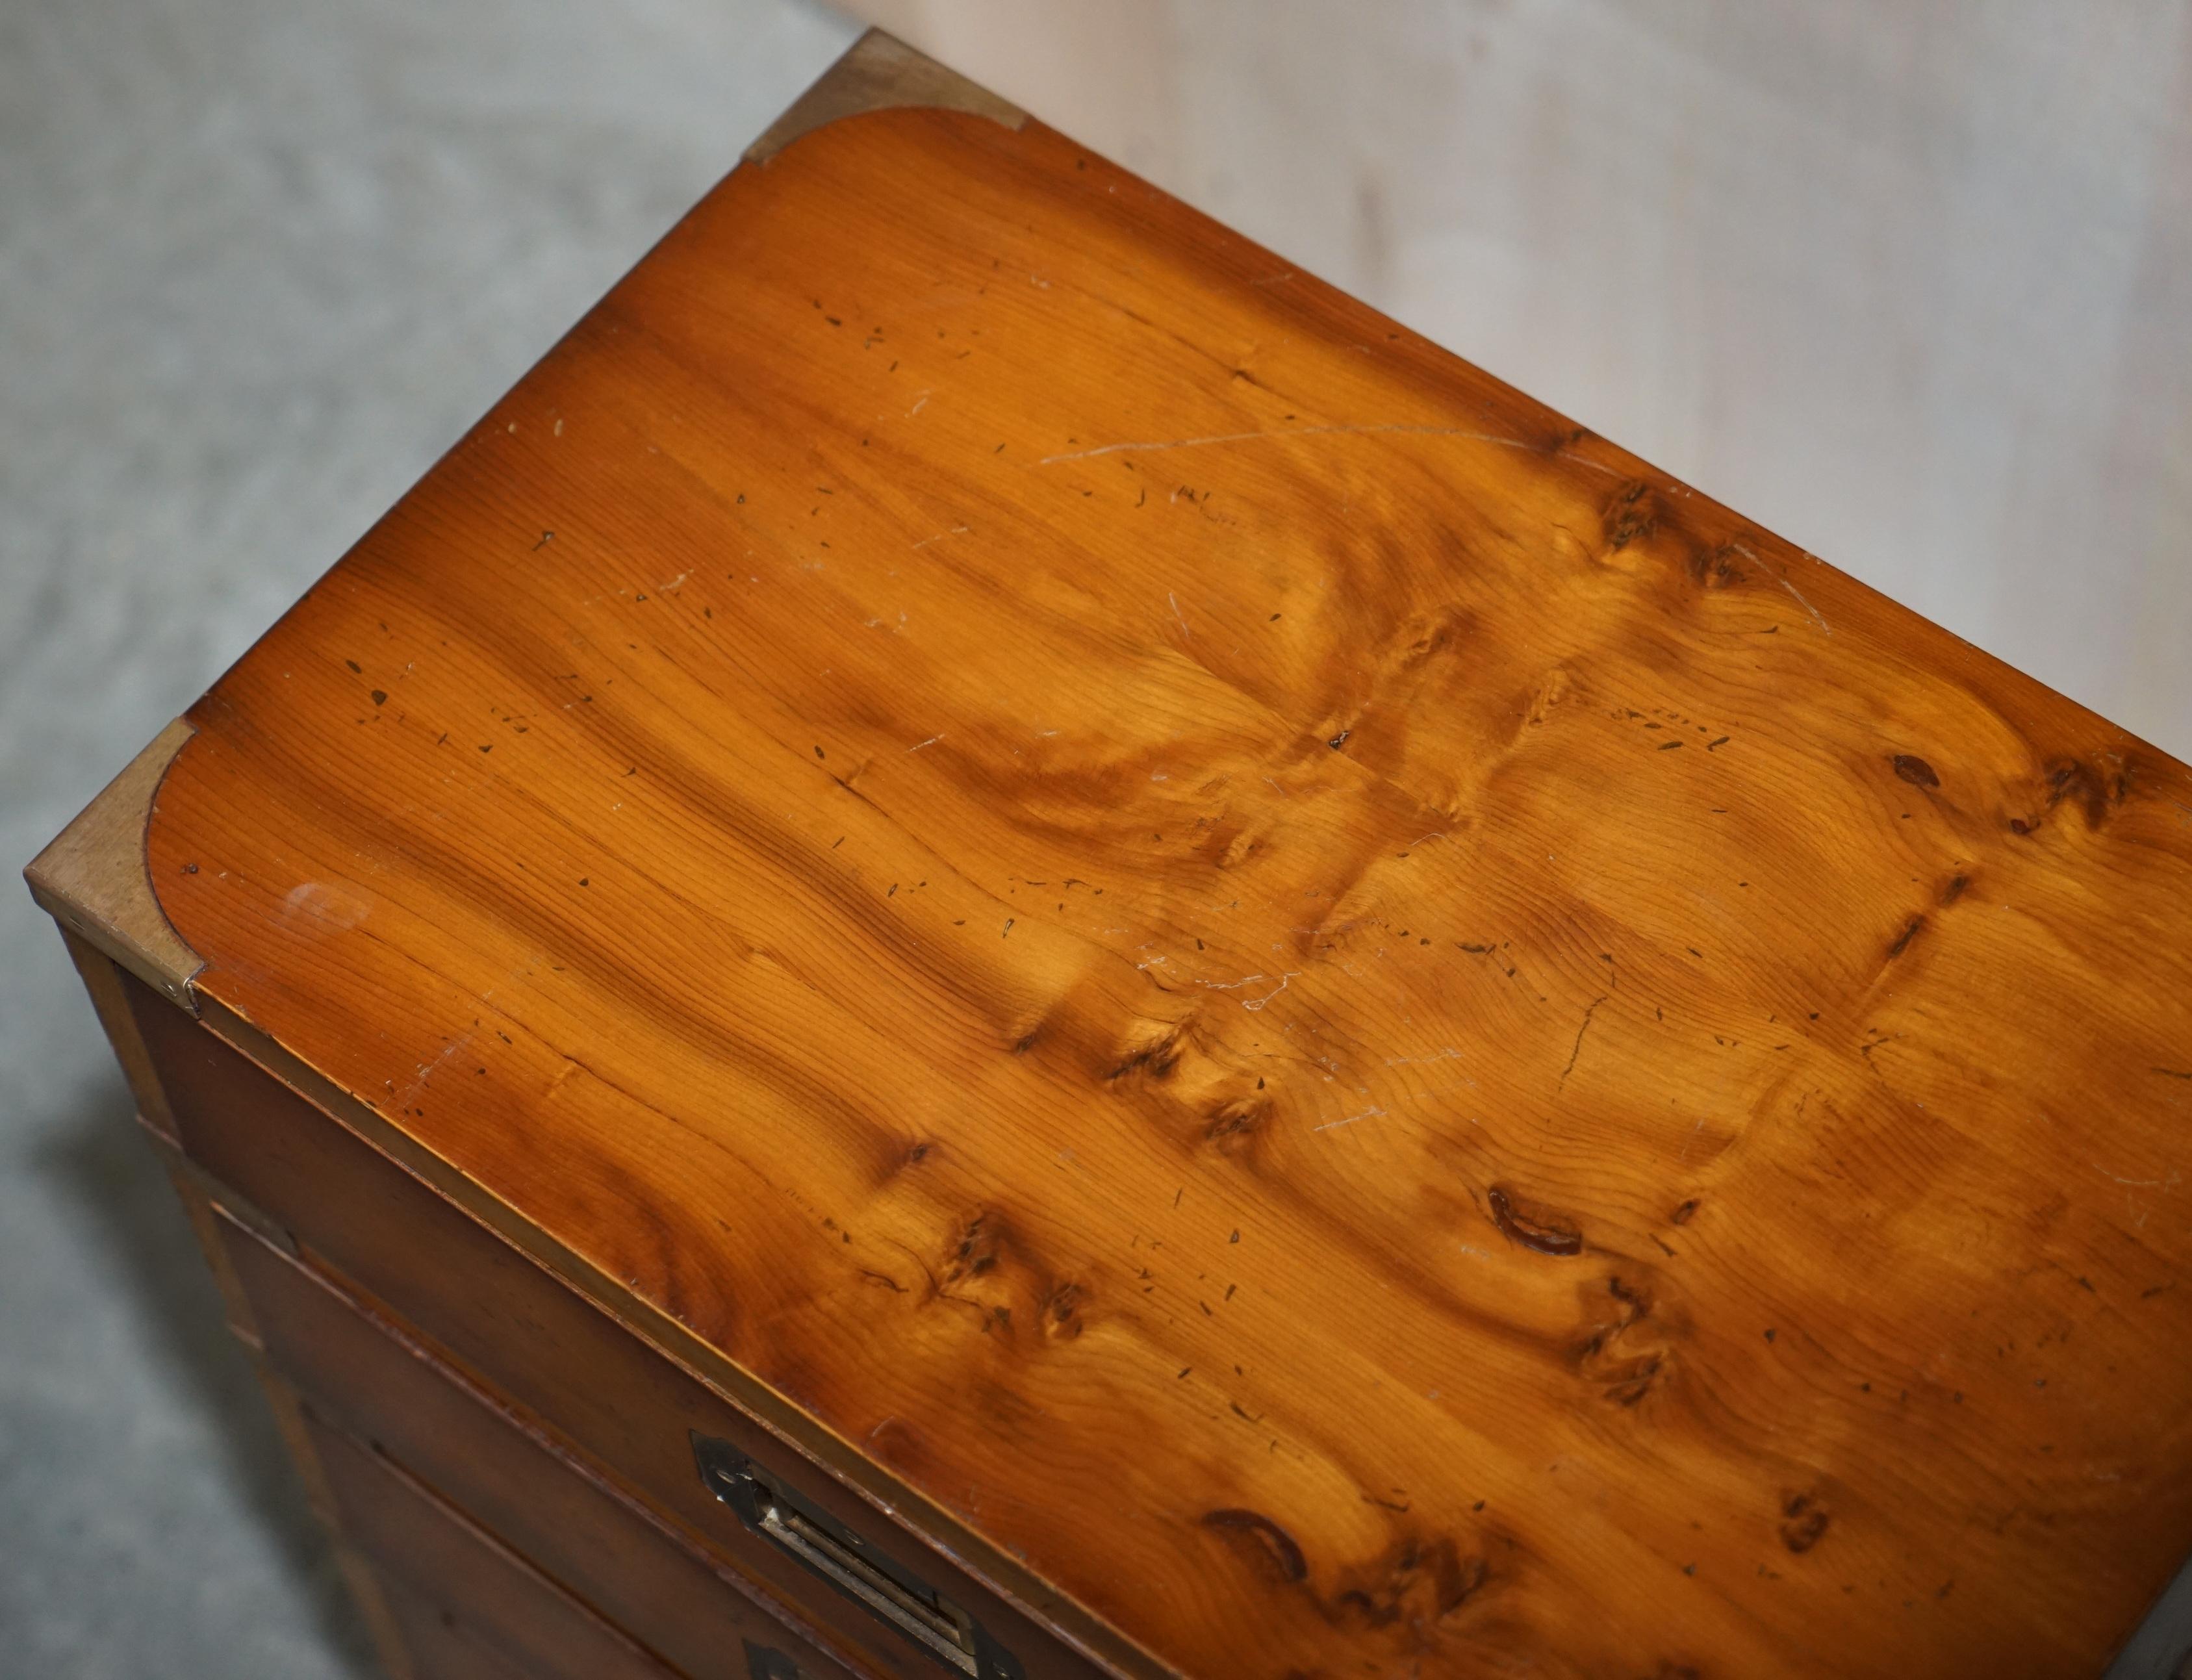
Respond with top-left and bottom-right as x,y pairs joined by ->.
1730,540 -> 1831,635
1039,423 -> 1622,474
906,733 -> 943,753
1385,1049 -> 1464,1067
398,1033 -> 472,1105
1192,974 -> 1268,991
657,571 -> 689,592
1776,574 -> 1831,635
1168,591 -> 1192,638
911,524 -> 969,551
908,391 -> 930,416
1242,972 -> 1301,1011
2093,1164 -> 2181,1190
1315,1106 -> 1388,1132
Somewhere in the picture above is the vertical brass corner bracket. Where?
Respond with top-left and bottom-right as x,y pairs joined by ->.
25,717 -> 205,1012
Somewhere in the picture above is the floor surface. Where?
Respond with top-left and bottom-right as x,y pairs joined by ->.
0,3 -> 854,1672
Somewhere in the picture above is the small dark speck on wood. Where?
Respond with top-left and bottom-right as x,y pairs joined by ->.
1202,1508 -> 1308,1583
1893,754 -> 1940,789
1487,1186 -> 1583,1256
1780,1494 -> 1829,1553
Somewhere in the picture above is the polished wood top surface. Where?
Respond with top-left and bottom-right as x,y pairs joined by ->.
121,40 -> 2192,1680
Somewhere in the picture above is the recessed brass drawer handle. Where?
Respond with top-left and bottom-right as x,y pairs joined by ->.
693,1434 -> 1025,1679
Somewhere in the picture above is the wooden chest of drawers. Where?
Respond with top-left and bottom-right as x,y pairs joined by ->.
27,28 -> 2192,1680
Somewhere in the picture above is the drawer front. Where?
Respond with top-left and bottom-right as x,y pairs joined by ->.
124,972 -> 1091,1680
377,1573 -> 530,1680
308,1412 -> 675,1680
218,1203 -> 865,1680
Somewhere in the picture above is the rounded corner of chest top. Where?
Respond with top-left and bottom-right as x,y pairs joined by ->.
24,715 -> 205,1013
743,28 -> 1027,165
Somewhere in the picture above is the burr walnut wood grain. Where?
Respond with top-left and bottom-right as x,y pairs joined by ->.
44,38 -> 2192,1680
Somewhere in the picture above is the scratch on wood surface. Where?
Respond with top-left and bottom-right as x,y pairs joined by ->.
1560,997 -> 1607,1087
1776,574 -> 1831,635
1730,541 -> 1831,635
1036,424 -> 1622,472
398,1033 -> 472,1105
1242,972 -> 1300,1011
1314,1105 -> 1388,1132
1678,1115 -> 1709,1164
1169,591 -> 1192,638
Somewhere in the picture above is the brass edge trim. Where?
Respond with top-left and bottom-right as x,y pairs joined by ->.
745,27 -> 1026,164
190,989 -> 1167,1680
25,717 -> 204,1013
